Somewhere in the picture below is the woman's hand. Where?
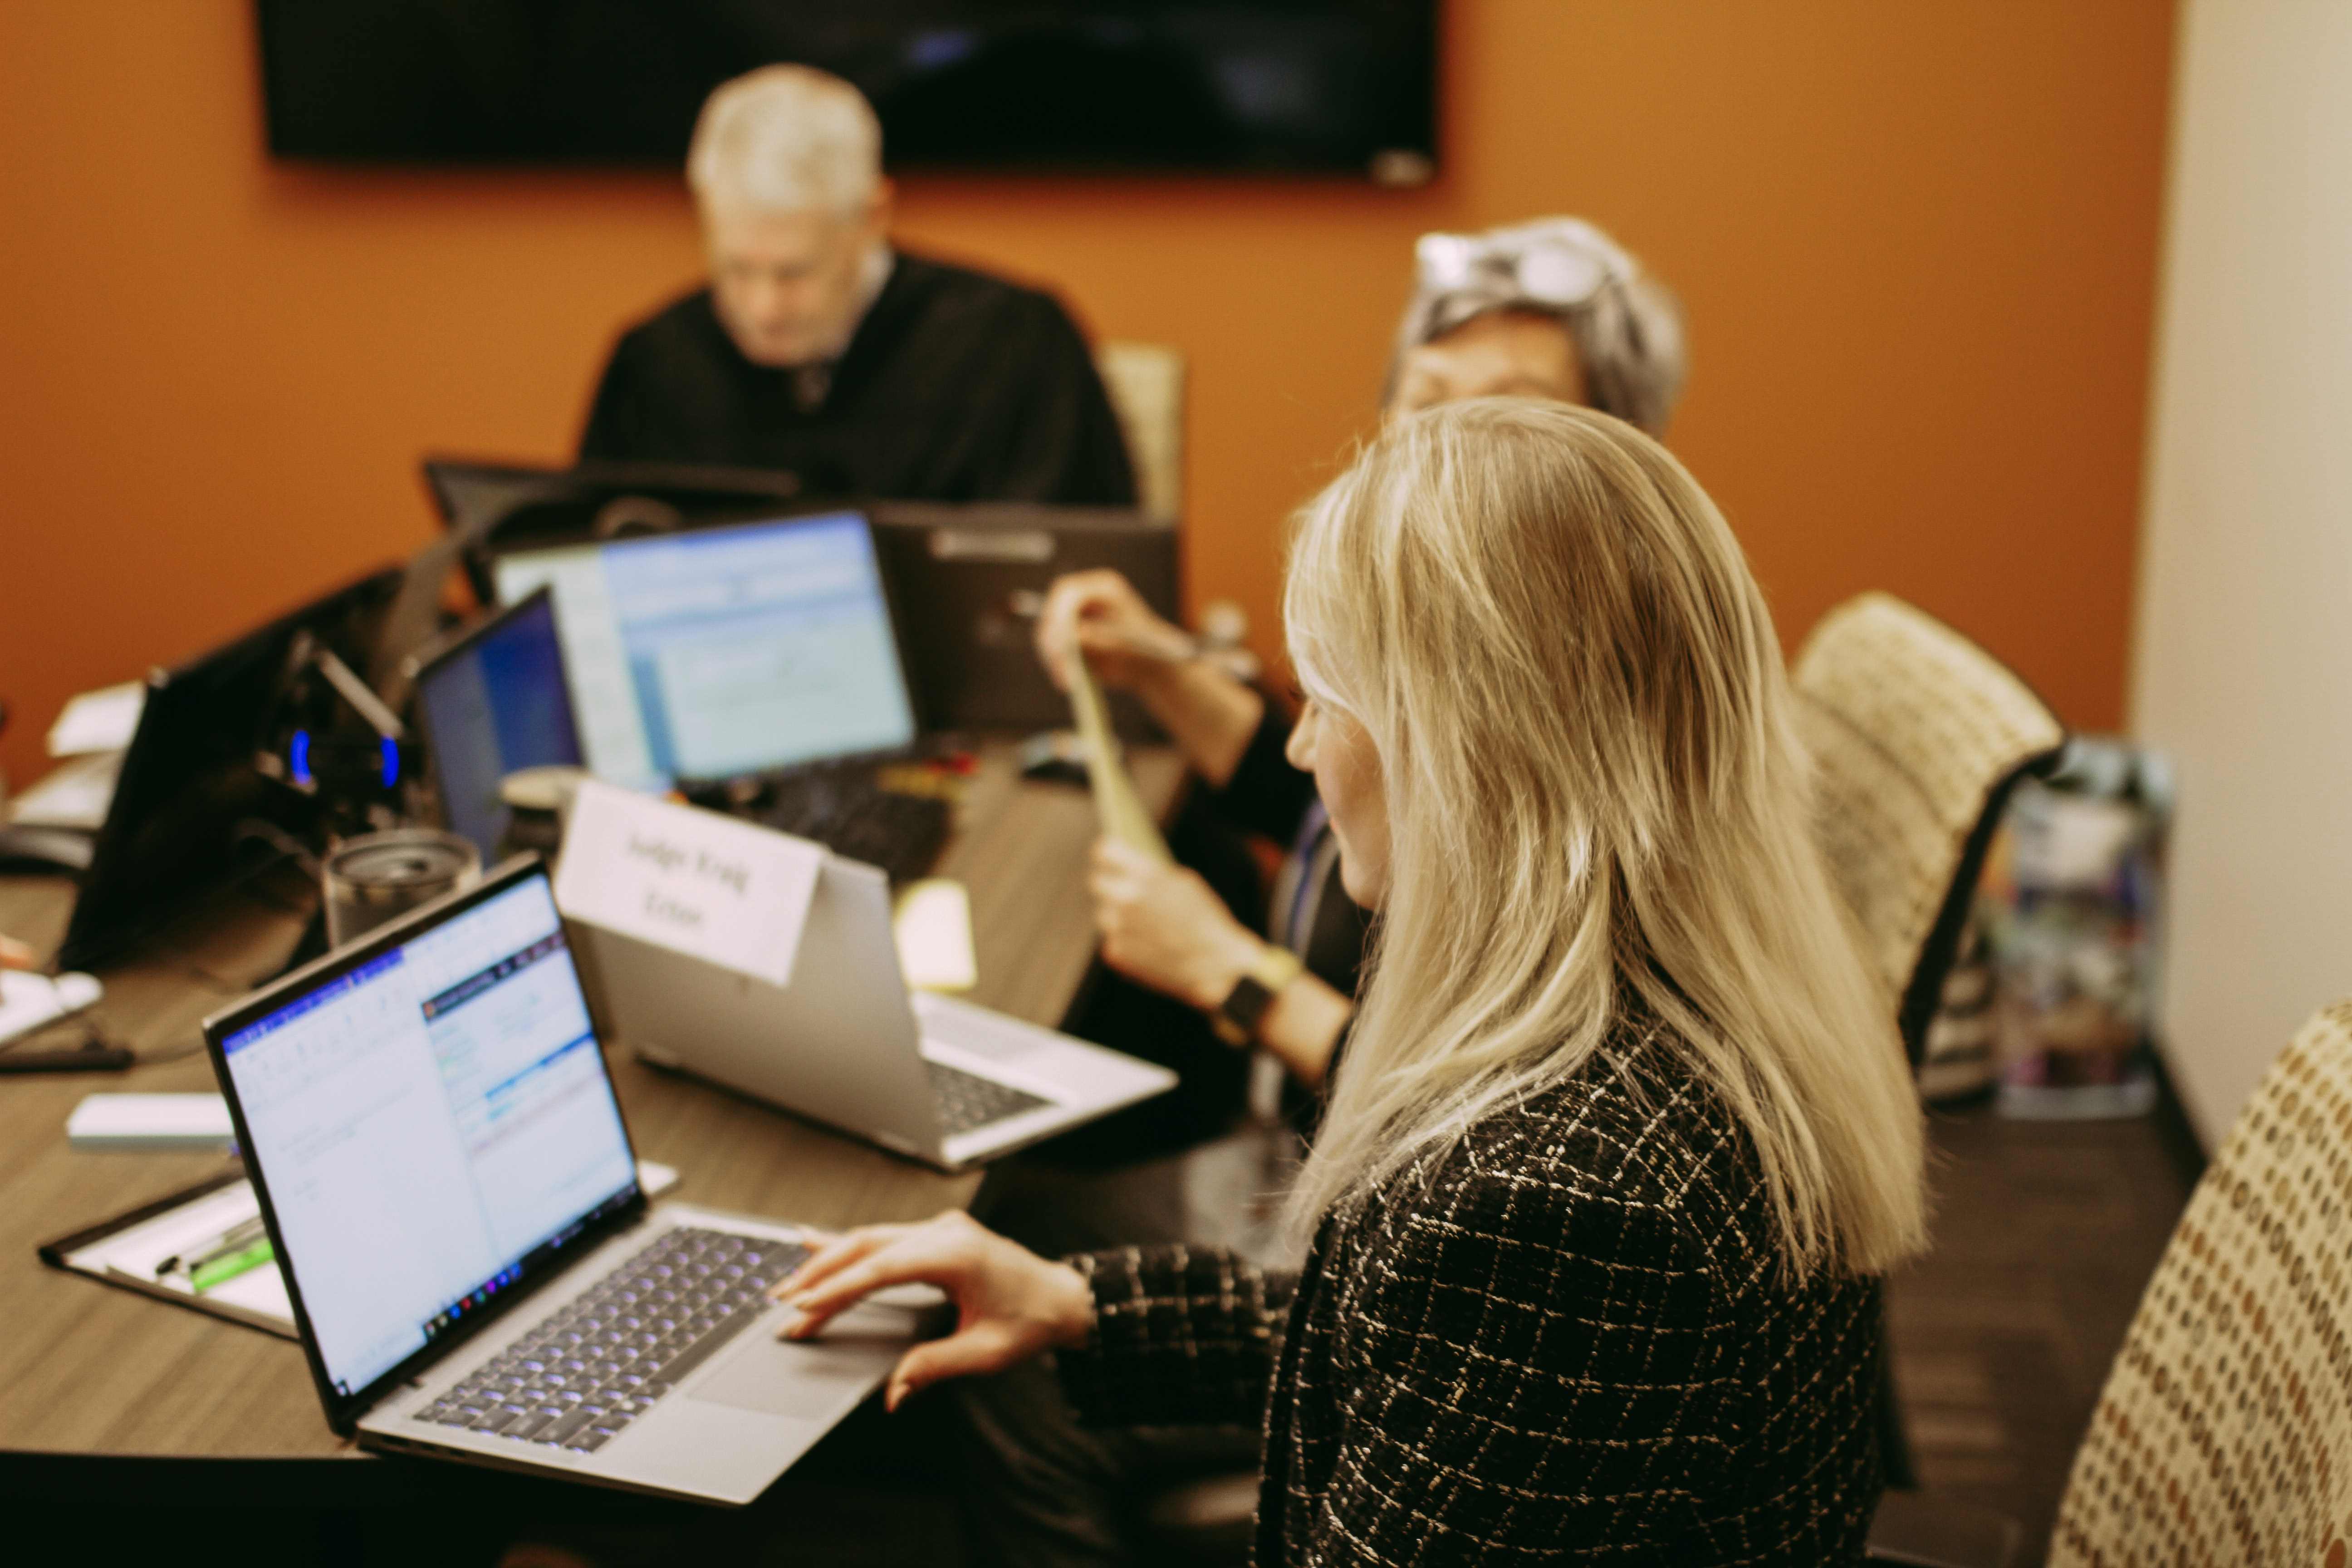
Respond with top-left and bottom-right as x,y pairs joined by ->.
0,935 -> 34,970
1034,569 -> 1265,787
1034,569 -> 1196,694
771,1210 -> 1094,1411
1088,838 -> 1264,1011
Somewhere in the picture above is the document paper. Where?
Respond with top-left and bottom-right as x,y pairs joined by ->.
1068,657 -> 1169,862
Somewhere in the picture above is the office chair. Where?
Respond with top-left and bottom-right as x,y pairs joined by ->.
1096,342 -> 1186,523
1791,593 -> 2066,1504
1874,999 -> 2352,1566
1789,592 -> 2068,1071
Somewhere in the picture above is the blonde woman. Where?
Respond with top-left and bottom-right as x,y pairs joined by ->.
775,401 -> 1927,1562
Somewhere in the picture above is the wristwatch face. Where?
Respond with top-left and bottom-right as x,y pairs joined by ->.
1220,974 -> 1276,1035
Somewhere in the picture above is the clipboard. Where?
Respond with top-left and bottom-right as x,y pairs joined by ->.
36,1157 -> 683,1342
1068,654 -> 1170,862
36,1162 -> 299,1339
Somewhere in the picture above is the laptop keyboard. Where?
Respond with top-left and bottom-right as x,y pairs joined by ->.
927,1058 -> 1052,1137
752,774 -> 952,886
413,1226 -> 806,1455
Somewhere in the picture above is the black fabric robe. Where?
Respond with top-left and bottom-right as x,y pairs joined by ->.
578,252 -> 1137,506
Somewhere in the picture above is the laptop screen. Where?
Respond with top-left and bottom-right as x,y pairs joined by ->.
491,511 -> 917,791
217,870 -> 637,1400
416,590 -> 585,859
60,565 -> 406,971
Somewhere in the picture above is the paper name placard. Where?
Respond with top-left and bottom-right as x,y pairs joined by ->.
554,779 -> 825,988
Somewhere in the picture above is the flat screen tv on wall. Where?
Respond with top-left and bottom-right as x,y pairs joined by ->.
254,0 -> 1439,183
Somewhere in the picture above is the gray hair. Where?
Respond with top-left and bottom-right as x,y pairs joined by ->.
687,65 -> 882,216
1389,217 -> 1689,436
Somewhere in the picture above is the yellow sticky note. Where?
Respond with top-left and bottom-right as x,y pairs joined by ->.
894,878 -> 977,993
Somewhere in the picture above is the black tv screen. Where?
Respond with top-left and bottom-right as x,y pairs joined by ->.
255,1 -> 1439,181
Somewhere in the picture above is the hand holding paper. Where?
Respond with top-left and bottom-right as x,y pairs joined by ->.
1032,568 -> 1197,695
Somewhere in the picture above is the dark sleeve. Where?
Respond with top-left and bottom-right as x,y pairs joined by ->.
1054,1244 -> 1295,1429
977,296 -> 1137,506
1300,1153 -> 1733,1561
1203,700 -> 1318,843
578,332 -> 647,462
1322,1014 -> 1354,1083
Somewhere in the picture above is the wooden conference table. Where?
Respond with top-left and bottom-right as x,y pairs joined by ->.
0,740 -> 1184,1508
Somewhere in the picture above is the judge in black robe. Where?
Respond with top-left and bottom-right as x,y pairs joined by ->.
579,250 -> 1137,507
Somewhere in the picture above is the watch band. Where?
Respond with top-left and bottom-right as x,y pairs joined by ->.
1212,945 -> 1304,1045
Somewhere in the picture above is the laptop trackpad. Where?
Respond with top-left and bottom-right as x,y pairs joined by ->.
688,1310 -> 905,1419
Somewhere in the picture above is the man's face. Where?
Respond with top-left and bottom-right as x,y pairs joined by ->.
703,188 -> 891,368
1387,309 -> 1587,421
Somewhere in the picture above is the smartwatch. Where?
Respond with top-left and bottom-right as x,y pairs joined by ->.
1213,945 -> 1303,1045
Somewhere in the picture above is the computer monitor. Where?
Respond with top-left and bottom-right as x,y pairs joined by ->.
60,566 -> 407,971
413,589 -> 585,861
866,502 -> 1181,738
491,511 -> 918,790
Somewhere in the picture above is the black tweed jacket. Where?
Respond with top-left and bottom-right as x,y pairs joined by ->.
1057,1025 -> 1884,1565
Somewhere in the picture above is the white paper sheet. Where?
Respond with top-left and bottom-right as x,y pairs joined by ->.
45,682 -> 145,757
8,749 -> 123,829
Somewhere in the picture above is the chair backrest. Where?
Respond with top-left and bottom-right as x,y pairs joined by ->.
1791,593 -> 2066,1066
2051,1001 -> 2352,1565
1096,341 -> 1186,523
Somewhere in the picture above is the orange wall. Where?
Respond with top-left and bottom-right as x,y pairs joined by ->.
0,2 -> 2173,787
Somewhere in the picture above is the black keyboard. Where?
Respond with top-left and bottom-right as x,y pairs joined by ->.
927,1058 -> 1052,1137
732,773 -> 952,886
413,1226 -> 805,1454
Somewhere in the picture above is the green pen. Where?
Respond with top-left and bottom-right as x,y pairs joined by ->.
190,1238 -> 275,1293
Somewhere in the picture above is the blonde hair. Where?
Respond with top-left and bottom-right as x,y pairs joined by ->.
687,65 -> 881,216
1282,400 -> 1926,1278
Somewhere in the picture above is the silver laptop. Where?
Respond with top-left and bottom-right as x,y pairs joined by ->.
203,857 -> 921,1505
583,853 -> 1177,1171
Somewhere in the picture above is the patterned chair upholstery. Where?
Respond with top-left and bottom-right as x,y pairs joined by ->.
2051,1000 -> 2352,1564
1793,593 -> 2067,1499
1791,593 -> 2067,1068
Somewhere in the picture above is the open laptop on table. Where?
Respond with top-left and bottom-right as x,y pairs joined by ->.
490,510 -> 948,883
422,455 -> 805,604
866,500 -> 1179,740
410,587 -> 585,861
583,852 -> 1178,1172
201,856 -> 919,1504
61,565 -> 407,971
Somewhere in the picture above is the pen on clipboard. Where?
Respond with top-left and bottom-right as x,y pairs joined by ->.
156,1214 -> 272,1290
189,1237 -> 275,1293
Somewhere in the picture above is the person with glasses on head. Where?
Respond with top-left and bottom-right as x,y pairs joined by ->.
783,400 -> 1925,1565
1040,217 -> 1688,1103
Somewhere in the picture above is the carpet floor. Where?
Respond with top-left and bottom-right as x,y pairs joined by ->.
1882,1088 -> 2203,1563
